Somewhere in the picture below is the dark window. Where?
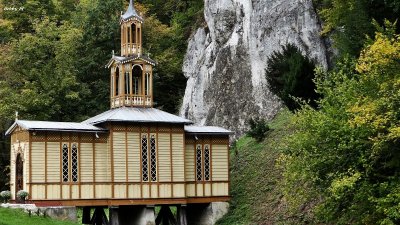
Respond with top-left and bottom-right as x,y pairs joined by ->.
204,145 -> 210,181
142,135 -> 149,181
115,68 -> 120,96
132,66 -> 142,95
71,144 -> 78,182
125,72 -> 130,95
131,24 -> 136,43
62,144 -> 69,182
150,135 -> 157,181
196,145 -> 202,181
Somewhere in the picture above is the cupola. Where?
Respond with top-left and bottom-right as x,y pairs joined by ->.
106,0 -> 156,109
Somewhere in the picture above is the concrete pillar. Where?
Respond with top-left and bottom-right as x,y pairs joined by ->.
38,206 -> 77,222
186,202 -> 229,225
177,204 -> 187,225
108,205 -> 155,225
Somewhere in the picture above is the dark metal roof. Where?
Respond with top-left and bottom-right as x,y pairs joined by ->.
83,107 -> 192,125
5,120 -> 106,135
106,54 -> 156,68
184,126 -> 232,135
121,0 -> 143,23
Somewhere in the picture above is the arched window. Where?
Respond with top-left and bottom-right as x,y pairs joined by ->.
196,145 -> 203,181
141,135 -> 149,181
132,66 -> 142,95
127,27 -> 130,43
131,24 -> 136,43
204,145 -> 210,181
62,144 -> 69,182
125,72 -> 130,95
115,67 -> 120,96
150,135 -> 157,181
71,144 -> 78,182
145,73 -> 150,96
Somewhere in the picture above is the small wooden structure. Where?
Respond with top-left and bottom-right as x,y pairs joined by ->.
6,1 -> 231,224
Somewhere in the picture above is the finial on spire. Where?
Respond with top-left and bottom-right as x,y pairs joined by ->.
112,50 -> 115,57
15,111 -> 19,121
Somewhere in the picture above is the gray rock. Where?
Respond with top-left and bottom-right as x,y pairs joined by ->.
180,0 -> 328,139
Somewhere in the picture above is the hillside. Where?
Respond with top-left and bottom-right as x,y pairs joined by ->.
217,109 -> 296,225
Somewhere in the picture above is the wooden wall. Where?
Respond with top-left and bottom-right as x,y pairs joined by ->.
185,135 -> 230,198
9,124 -> 230,204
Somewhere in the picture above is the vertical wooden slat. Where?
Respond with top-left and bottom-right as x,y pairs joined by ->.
156,125 -> 160,198
45,132 -> 48,199
110,125 -> 115,198
29,132 -> 32,200
210,137 -> 213,196
92,134 -> 96,198
194,136 -> 197,197
59,133 -> 62,199
125,125 -> 129,198
69,133 -> 72,199
170,126 -> 174,197
78,133 -> 82,199
139,124 -> 143,199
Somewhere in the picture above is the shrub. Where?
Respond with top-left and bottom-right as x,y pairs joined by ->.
266,43 -> 319,111
247,118 -> 270,142
0,191 -> 11,203
16,190 -> 29,201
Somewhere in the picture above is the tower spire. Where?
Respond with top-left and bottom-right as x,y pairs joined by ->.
121,0 -> 143,22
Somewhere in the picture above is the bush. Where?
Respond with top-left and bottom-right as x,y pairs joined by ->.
266,43 -> 318,111
247,118 -> 270,142
16,190 -> 29,201
0,190 -> 11,203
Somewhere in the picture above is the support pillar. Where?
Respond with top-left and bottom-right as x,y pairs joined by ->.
177,205 -> 187,225
108,205 -> 155,225
186,202 -> 229,225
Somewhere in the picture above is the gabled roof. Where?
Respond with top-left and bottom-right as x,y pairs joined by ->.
121,0 -> 143,23
184,126 -> 233,135
106,54 -> 156,68
83,107 -> 192,125
5,120 -> 106,135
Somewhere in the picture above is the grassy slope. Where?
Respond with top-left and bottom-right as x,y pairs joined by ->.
217,109 -> 293,225
0,207 -> 80,225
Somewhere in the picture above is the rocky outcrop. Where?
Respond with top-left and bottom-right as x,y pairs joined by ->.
180,0 -> 328,138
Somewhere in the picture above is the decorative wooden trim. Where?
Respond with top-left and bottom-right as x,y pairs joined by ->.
182,126 -> 186,197
169,126 -> 173,197
210,137 -> 213,196
156,126 -> 160,198
110,126 -> 115,198
202,138 -> 205,197
194,138 -> 197,197
125,126 -> 129,198
28,132 -> 32,199
27,181 -> 190,185
78,134 -> 82,199
59,134 -> 62,199
139,124 -> 143,199
227,142 -> 230,195
45,132 -> 48,199
69,134 -> 72,199
92,135 -> 96,198
31,196 -> 231,207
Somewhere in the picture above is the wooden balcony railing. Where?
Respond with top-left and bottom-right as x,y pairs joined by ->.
111,95 -> 152,108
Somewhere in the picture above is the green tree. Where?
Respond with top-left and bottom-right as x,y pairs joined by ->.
266,44 -> 318,111
281,25 -> 400,224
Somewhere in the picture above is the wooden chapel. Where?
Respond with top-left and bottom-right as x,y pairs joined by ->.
6,0 -> 231,224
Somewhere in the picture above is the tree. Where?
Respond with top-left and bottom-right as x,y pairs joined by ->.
281,25 -> 400,224
266,44 -> 318,111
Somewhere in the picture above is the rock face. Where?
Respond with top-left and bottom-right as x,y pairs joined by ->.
180,0 -> 328,138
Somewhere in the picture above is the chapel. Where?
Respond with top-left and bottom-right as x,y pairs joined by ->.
6,1 -> 230,224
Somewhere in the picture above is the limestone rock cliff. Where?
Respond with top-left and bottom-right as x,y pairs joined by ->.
180,0 -> 328,138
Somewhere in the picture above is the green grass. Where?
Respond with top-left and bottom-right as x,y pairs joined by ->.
0,207 -> 80,225
216,109 -> 293,225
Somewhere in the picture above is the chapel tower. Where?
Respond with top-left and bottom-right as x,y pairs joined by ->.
107,0 -> 156,108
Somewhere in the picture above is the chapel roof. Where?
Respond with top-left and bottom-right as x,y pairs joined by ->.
184,126 -> 233,135
5,120 -> 106,135
83,107 -> 192,125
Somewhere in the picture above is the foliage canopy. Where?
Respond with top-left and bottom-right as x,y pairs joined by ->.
281,27 -> 400,224
266,44 -> 318,111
